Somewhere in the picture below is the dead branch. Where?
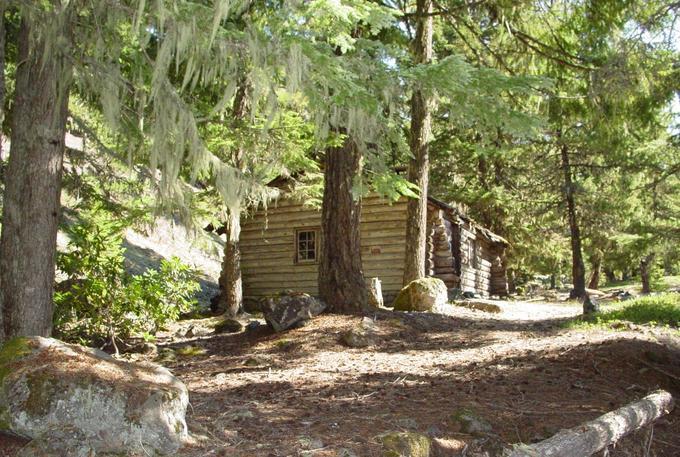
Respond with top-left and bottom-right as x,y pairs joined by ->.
507,390 -> 674,457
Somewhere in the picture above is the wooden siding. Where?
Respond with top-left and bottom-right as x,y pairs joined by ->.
240,195 -> 408,300
240,194 -> 507,300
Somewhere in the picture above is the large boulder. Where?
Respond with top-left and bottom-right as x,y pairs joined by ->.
262,292 -> 327,332
0,337 -> 188,456
392,278 -> 449,313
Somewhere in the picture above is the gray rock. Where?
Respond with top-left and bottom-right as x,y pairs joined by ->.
0,337 -> 189,456
262,292 -> 327,332
451,408 -> 494,436
341,317 -> 378,348
246,320 -> 262,331
16,426 -> 95,457
393,277 -> 449,313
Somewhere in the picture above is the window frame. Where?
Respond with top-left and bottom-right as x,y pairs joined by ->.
295,228 -> 320,264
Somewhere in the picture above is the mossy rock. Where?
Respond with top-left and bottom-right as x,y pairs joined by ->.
392,278 -> 448,313
451,408 -> 494,436
379,431 -> 430,457
0,337 -> 32,386
213,318 -> 244,334
0,336 -> 189,455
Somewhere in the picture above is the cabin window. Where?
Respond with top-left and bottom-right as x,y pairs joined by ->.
296,229 -> 319,263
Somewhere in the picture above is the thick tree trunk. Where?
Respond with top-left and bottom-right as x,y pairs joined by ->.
215,76 -> 250,315
0,4 -> 5,133
0,5 -> 5,340
0,18 -> 72,340
640,253 -> 655,294
319,136 -> 367,312
216,214 -> 242,316
560,143 -> 586,300
403,0 -> 434,285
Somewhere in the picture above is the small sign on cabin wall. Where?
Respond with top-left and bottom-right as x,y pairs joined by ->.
370,246 -> 381,255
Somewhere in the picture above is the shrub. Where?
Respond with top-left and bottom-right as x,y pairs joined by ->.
55,205 -> 200,349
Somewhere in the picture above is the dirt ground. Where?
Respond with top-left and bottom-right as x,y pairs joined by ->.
169,300 -> 680,456
2,300 -> 679,456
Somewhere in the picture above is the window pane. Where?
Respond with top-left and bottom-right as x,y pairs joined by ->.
297,230 -> 317,262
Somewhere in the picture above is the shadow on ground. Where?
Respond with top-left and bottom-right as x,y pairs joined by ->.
163,310 -> 680,456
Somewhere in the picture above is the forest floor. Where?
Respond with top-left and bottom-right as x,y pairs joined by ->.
150,299 -> 680,457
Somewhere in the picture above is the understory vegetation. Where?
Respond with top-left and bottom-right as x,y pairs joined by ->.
567,293 -> 680,331
54,205 -> 200,348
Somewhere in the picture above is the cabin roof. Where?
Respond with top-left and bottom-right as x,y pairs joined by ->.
262,176 -> 509,247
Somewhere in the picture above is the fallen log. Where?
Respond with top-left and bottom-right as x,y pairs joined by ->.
507,390 -> 674,457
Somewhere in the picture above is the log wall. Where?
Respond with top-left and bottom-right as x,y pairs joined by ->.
456,221 -> 504,297
240,195 -> 408,300
240,195 -> 507,300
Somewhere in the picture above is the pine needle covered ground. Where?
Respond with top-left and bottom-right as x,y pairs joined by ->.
153,300 -> 680,457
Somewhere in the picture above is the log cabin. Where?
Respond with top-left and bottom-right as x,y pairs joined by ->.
239,193 -> 509,305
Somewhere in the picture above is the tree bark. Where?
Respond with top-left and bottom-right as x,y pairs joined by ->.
216,214 -> 242,316
318,136 -> 367,312
560,143 -> 586,300
0,5 -> 5,340
403,0 -> 434,285
604,268 -> 616,284
0,17 -> 72,340
214,75 -> 250,316
587,251 -> 602,290
508,390 -> 674,457
640,253 -> 655,294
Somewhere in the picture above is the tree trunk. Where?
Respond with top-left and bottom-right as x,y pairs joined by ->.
318,136 -> 367,312
0,17 -> 72,340
587,252 -> 602,290
604,268 -> 616,284
214,75 -> 250,315
507,268 -> 517,294
0,3 -> 5,135
403,0 -> 434,285
0,5 -> 5,340
640,253 -> 655,294
216,214 -> 242,316
560,143 -> 586,300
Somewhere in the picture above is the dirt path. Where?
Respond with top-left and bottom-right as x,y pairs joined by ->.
161,302 -> 680,457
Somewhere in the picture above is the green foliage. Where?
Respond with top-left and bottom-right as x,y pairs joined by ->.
54,205 -> 200,345
566,293 -> 680,330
